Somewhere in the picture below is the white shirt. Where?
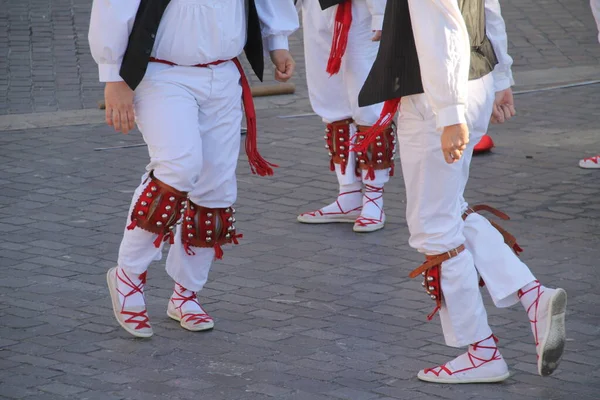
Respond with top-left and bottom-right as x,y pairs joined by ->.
365,0 -> 387,30
297,0 -> 386,30
407,0 -> 514,130
89,0 -> 299,82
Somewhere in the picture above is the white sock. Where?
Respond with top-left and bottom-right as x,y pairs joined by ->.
518,280 -> 545,344
446,335 -> 501,372
116,267 -> 146,308
171,284 -> 205,315
319,182 -> 362,214
359,184 -> 384,221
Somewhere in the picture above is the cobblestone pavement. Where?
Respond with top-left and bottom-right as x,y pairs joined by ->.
1,80 -> 600,398
2,0 -> 600,115
1,0 -> 600,399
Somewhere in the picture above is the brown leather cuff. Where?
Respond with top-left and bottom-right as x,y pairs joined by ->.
127,172 -> 188,245
325,118 -> 353,175
355,124 -> 396,177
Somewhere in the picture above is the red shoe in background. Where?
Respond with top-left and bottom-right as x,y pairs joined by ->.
474,134 -> 494,154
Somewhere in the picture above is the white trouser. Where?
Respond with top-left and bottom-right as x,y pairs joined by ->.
592,0 -> 600,43
117,61 -> 243,292
302,0 -> 389,187
397,73 -> 535,347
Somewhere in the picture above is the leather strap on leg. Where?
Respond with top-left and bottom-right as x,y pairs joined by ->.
462,204 -> 523,256
325,118 -> 353,175
409,244 -> 466,321
181,202 -> 242,260
355,124 -> 396,180
127,171 -> 188,248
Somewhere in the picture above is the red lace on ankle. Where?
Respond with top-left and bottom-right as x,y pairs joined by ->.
518,280 -> 543,348
354,185 -> 384,227
116,269 -> 151,330
300,189 -> 362,217
424,334 -> 501,376
171,284 -> 213,326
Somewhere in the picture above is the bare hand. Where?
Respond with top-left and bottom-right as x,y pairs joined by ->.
441,123 -> 469,164
104,81 -> 135,134
491,88 -> 516,124
372,30 -> 382,41
269,49 -> 295,82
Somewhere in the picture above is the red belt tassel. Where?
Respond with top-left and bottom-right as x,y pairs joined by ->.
232,58 -> 278,177
326,0 -> 352,76
351,98 -> 400,153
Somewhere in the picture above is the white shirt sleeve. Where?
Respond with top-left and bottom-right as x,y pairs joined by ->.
254,0 -> 300,51
485,0 -> 515,92
592,0 -> 600,43
366,0 -> 387,31
88,0 -> 141,82
407,0 -> 470,130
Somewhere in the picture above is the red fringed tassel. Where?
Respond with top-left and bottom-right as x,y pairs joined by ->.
214,244 -> 224,260
184,243 -> 196,256
329,159 -> 335,172
351,98 -> 400,153
326,1 -> 352,76
232,233 -> 243,245
366,166 -> 375,181
153,234 -> 164,248
126,220 -> 137,230
513,243 -> 523,255
232,58 -> 278,177
427,305 -> 441,321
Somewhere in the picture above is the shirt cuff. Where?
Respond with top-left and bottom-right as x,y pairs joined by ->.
266,35 -> 289,51
436,105 -> 467,130
371,15 -> 384,31
493,69 -> 515,92
98,64 -> 124,82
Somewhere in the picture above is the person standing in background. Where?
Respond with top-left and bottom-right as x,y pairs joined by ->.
296,0 -> 393,233
578,0 -> 600,168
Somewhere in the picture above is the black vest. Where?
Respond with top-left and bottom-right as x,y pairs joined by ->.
319,0 -> 345,9
120,0 -> 264,90
295,1 -> 345,9
358,0 -> 498,107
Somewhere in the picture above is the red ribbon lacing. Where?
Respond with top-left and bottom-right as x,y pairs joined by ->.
518,280 -> 542,348
326,0 -> 352,76
351,98 -> 400,153
116,269 -> 151,330
172,284 -> 213,325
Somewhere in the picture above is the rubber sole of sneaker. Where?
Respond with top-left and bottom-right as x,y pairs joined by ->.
106,267 -> 153,338
297,214 -> 359,224
538,288 -> 567,377
417,371 -> 510,384
167,309 -> 215,332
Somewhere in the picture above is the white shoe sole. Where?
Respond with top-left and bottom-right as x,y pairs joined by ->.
538,288 -> 567,376
579,161 -> 600,169
297,214 -> 359,224
417,371 -> 510,384
353,222 -> 385,233
106,267 -> 153,338
167,308 -> 215,332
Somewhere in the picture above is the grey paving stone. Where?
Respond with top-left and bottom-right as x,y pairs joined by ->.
1,2 -> 600,399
